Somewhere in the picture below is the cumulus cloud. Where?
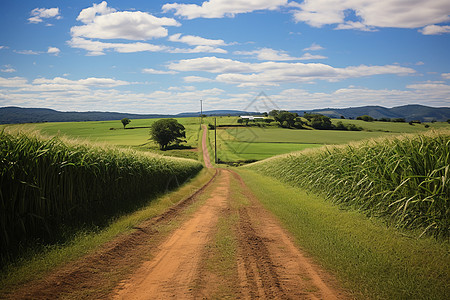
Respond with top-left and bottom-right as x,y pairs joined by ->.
168,56 -> 415,87
0,76 -> 131,94
169,45 -> 227,54
69,2 -> 237,55
47,47 -> 60,56
142,68 -> 178,75
290,0 -> 450,34
76,1 -> 116,24
0,76 -> 29,88
442,73 -> 450,80
169,33 -> 227,46
183,76 -> 214,82
419,25 -> 450,35
69,1 -> 179,55
234,48 -> 327,61
68,37 -> 168,56
271,85 -> 450,109
28,7 -> 61,24
162,0 -> 287,19
1,65 -> 16,73
2,77 -> 449,113
0,78 -> 229,114
303,43 -> 324,51
68,2 -> 240,55
71,10 -> 180,40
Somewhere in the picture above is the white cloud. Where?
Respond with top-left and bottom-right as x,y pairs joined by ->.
300,53 -> 327,60
169,56 -> 415,86
335,21 -> 377,32
271,85 -> 450,109
168,86 -> 196,91
68,37 -> 168,56
47,47 -> 60,56
142,68 -> 178,75
1,65 -> 16,73
162,0 -> 287,19
71,2 -> 180,40
419,25 -> 450,35
0,77 -> 29,87
28,7 -> 61,24
68,36 -> 226,56
169,57 -> 252,73
234,48 -> 327,61
442,73 -> 450,80
0,76 -> 131,93
303,43 -> 324,51
183,76 -> 214,82
14,50 -> 39,55
32,77 -> 130,87
169,33 -> 227,46
76,1 -> 116,24
69,2 -> 233,55
407,82 -> 450,91
291,0 -> 450,33
169,45 -> 227,54
2,81 -> 448,114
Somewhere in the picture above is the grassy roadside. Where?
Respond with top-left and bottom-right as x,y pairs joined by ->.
236,169 -> 450,300
0,168 -> 216,295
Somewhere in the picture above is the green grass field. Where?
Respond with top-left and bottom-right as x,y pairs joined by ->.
4,116 -> 448,163
331,118 -> 448,133
2,117 -> 203,160
203,116 -> 449,163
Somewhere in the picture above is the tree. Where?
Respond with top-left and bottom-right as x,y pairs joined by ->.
356,115 -> 374,122
310,114 -> 332,129
121,118 -> 131,129
150,119 -> 186,150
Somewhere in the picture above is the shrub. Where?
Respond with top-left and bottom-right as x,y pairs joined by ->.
356,115 -> 374,122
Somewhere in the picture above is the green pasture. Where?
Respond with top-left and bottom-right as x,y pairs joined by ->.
3,116 -> 449,163
202,116 -> 449,163
225,127 -> 392,144
332,118 -> 448,133
2,117 -> 203,160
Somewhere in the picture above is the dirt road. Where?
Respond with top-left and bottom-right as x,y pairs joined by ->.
7,127 -> 347,299
113,127 -> 346,299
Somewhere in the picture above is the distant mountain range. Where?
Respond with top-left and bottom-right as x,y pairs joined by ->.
1,105 -> 449,124
296,105 -> 450,122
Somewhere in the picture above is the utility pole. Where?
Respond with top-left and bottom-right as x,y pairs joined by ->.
214,117 -> 217,164
200,100 -> 203,125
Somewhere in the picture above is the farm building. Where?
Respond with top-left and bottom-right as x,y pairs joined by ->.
239,116 -> 265,120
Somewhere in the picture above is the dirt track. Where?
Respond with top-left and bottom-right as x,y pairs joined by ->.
113,127 -> 346,299
7,126 -> 347,299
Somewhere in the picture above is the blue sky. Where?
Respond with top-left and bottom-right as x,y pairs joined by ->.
0,0 -> 449,114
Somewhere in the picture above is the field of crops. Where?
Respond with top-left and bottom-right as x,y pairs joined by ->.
0,129 -> 203,261
246,130 -> 450,238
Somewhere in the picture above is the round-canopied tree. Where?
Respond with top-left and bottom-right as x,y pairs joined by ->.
121,118 -> 131,128
150,119 -> 186,150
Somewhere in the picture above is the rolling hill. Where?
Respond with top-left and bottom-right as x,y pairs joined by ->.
1,105 -> 449,124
